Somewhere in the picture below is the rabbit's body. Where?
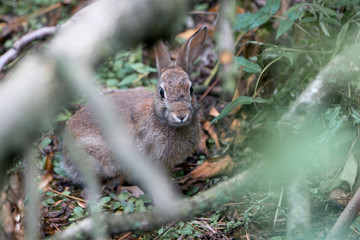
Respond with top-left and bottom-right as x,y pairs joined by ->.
63,26 -> 207,184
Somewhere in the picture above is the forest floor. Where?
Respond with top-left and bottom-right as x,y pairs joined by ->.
1,0 -> 360,239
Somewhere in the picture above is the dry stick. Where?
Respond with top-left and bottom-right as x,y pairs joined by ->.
13,2 -> 62,26
0,26 -> 58,72
326,187 -> 360,239
199,77 -> 220,102
47,188 -> 87,203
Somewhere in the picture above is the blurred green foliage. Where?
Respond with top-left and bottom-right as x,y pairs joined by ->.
96,44 -> 157,89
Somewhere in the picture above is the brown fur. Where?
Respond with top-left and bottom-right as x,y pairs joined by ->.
62,26 -> 207,184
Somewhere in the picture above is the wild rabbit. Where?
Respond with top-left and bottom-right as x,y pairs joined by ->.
62,26 -> 207,185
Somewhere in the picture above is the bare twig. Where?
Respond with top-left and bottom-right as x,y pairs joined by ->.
47,188 -> 87,203
0,26 -> 57,72
326,186 -> 360,240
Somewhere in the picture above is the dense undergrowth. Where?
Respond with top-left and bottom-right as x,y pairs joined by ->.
2,0 -> 360,239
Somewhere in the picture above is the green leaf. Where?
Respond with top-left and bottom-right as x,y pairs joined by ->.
284,2 -> 307,20
118,74 -> 138,87
55,108 -> 72,122
123,202 -> 134,213
105,79 -> 119,87
235,13 -> 255,31
99,196 -> 111,205
45,198 -> 55,205
319,16 -> 341,26
139,194 -> 152,203
111,201 -> 122,210
234,56 -> 262,73
40,138 -> 52,148
282,52 -> 298,65
319,21 -> 331,37
130,62 -> 145,71
300,17 -> 317,24
62,190 -> 70,195
276,19 -> 295,40
139,65 -> 157,74
235,0 -> 280,32
249,13 -> 271,30
118,191 -> 130,201
265,0 -> 281,15
73,206 -> 84,217
339,153 -> 358,191
312,3 -> 337,17
186,185 -> 199,196
211,97 -> 271,124
177,224 -> 195,235
112,59 -> 123,71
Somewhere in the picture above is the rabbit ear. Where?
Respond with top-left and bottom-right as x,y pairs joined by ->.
175,26 -> 207,73
154,40 -> 172,74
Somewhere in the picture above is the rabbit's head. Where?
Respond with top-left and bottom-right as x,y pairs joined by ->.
154,26 -> 207,127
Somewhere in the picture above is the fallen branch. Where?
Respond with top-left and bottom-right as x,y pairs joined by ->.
326,186 -> 360,240
49,170 -> 252,239
0,26 -> 58,72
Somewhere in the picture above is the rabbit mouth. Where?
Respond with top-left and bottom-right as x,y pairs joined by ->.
167,112 -> 191,127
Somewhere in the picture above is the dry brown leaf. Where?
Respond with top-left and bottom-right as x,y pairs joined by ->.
1,172 -> 25,239
208,4 -> 245,14
198,130 -> 209,155
208,4 -> 219,12
77,201 -> 87,209
230,119 -> 245,146
53,199 -> 64,207
329,188 -> 350,206
220,132 -> 233,145
219,50 -> 233,65
189,155 -> 235,181
236,6 -> 246,14
38,172 -> 54,191
203,121 -> 220,150
44,152 -> 54,172
209,107 -> 220,118
177,28 -> 198,40
230,119 -> 242,130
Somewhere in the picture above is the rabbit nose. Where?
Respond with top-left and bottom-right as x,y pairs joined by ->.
176,113 -> 189,122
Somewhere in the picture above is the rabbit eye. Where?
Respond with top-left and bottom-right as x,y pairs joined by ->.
159,87 -> 165,98
190,86 -> 193,95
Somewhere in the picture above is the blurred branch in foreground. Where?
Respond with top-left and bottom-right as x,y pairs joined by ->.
1,0 -> 360,239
